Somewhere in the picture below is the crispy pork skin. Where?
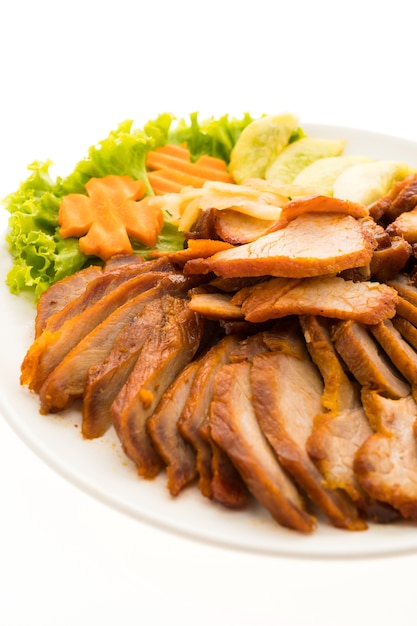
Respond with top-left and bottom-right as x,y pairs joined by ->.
210,361 -> 315,532
147,360 -> 200,496
300,316 -> 398,523
21,271 -> 172,394
111,297 -> 204,479
178,334 -> 240,498
354,390 -> 417,520
331,320 -> 410,399
184,213 -> 376,278
233,276 -> 397,325
250,325 -> 366,530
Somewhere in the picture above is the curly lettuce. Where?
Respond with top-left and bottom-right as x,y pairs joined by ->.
3,112 -> 255,300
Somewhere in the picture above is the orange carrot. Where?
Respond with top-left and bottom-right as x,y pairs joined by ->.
146,143 -> 234,195
58,175 -> 164,261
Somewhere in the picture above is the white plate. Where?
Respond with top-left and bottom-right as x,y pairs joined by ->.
2,123 -> 417,560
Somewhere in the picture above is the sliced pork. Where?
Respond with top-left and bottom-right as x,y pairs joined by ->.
80,284 -> 191,438
232,276 -> 397,325
43,257 -> 174,334
331,320 -> 410,398
184,213 -> 376,278
300,315 -> 398,523
35,265 -> 102,337
210,361 -> 315,532
250,323 -> 365,530
177,334 -> 240,498
370,319 -> 417,398
147,360 -> 200,496
354,390 -> 417,520
21,270 -> 173,393
111,296 -> 204,479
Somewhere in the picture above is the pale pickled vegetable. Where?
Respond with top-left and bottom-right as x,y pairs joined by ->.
229,113 -> 299,184
333,160 -> 413,205
294,155 -> 373,196
265,137 -> 346,185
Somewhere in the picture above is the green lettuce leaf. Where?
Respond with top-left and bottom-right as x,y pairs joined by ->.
3,112 -> 255,300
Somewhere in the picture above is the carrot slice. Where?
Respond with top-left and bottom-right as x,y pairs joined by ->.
146,143 -> 235,195
59,175 -> 163,261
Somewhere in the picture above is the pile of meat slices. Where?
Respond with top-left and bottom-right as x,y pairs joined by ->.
21,173 -> 417,533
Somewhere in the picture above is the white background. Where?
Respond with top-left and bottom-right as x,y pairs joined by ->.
1,1 -> 417,624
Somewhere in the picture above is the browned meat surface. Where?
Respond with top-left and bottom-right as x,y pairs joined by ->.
387,273 -> 417,305
369,173 -> 417,223
209,441 -> 249,509
233,276 -> 397,325
331,320 -> 410,398
103,254 -> 146,270
43,257 -> 175,334
35,265 -> 102,337
21,271 -> 173,394
250,325 -> 365,530
387,208 -> 417,243
300,315 -> 398,523
354,390 -> 417,520
395,296 -> 417,327
213,209 -> 276,244
370,238 -> 412,283
392,316 -> 417,351
147,360 -> 200,496
370,319 -> 417,397
210,361 -> 315,532
111,297 -> 204,479
188,291 -> 243,320
80,285 -> 192,438
184,213 -> 376,278
178,334 -> 240,498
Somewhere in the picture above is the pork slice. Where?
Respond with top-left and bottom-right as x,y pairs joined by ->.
111,297 -> 204,479
370,319 -> 417,395
387,273 -> 417,306
250,334 -> 366,530
392,316 -> 417,351
103,254 -> 146,271
369,173 -> 417,223
210,361 -> 315,532
35,265 -> 103,337
395,296 -> 417,327
209,441 -> 249,509
370,239 -> 412,283
177,334 -> 241,498
387,208 -> 417,243
39,276 -> 189,416
188,291 -> 244,320
147,360 -> 200,496
80,284 -> 193,438
331,320 -> 410,399
236,276 -> 397,325
21,271 -> 172,394
184,213 -> 376,278
300,315 -> 398,523
213,208 -> 276,244
43,257 -> 175,335
354,390 -> 417,520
